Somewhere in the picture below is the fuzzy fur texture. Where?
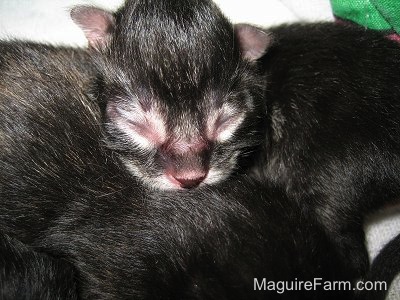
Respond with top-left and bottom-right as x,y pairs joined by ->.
1,1 -> 399,298
0,233 -> 78,300
70,0 -> 270,190
254,22 -> 400,280
0,37 -> 353,300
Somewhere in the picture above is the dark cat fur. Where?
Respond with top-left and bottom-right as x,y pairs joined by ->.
1,0 -> 396,297
0,232 -> 78,300
357,233 -> 400,300
69,0 -> 271,190
0,40 -> 354,299
253,22 -> 400,279
68,1 -> 400,284
63,0 -> 400,288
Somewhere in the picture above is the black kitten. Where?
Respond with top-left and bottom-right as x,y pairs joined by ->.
70,0 -> 271,190
253,22 -> 400,279
0,232 -> 78,300
67,0 -> 400,285
0,39 -> 352,299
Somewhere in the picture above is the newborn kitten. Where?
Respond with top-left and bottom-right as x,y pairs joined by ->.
254,22 -> 400,279
0,233 -> 78,300
70,0 -> 271,190
0,41 -> 353,299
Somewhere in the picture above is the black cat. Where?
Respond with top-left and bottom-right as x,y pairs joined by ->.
253,22 -> 400,279
0,38 -> 352,299
67,1 -> 400,283
1,0 -> 391,297
69,0 -> 271,190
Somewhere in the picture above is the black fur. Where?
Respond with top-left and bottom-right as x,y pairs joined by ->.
67,1 -> 400,286
357,233 -> 400,300
254,22 -> 400,279
0,40 -> 353,299
71,0 -> 269,190
68,2 -> 400,285
0,232 -> 78,300
2,1 -> 397,298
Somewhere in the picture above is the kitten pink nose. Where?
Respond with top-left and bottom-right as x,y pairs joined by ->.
172,173 -> 206,188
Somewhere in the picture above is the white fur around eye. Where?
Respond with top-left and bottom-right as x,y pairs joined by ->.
115,106 -> 167,149
207,104 -> 244,142
216,114 -> 245,142
118,120 -> 153,149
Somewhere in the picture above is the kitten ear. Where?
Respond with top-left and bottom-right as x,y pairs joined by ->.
70,6 -> 115,50
235,24 -> 273,61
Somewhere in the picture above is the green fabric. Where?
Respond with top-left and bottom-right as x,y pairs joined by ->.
330,0 -> 400,33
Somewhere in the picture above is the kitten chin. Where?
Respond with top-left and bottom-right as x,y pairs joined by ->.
121,156 -> 234,191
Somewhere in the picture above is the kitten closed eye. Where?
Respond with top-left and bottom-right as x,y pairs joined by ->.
207,105 -> 245,142
108,102 -> 167,149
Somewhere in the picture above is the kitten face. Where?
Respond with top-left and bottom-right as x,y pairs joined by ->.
102,63 -> 265,190
72,0 -> 271,190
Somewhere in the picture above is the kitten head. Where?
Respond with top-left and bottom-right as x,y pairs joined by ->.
71,0 -> 271,190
